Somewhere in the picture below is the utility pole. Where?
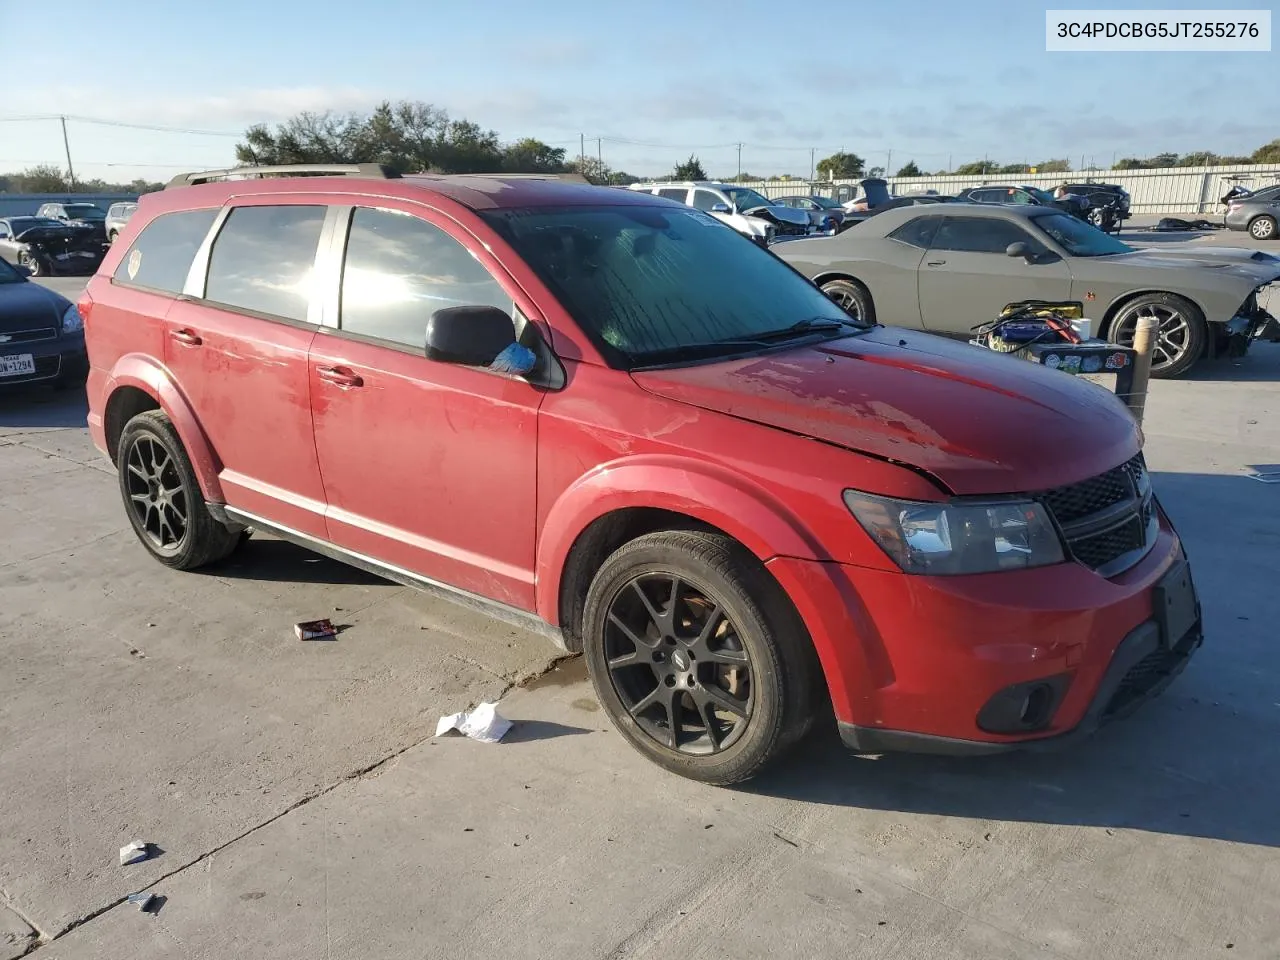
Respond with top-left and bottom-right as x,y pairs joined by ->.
736,143 -> 743,182
886,149 -> 892,176
596,137 -> 602,170
809,147 -> 815,183
60,115 -> 76,191
580,133 -> 586,170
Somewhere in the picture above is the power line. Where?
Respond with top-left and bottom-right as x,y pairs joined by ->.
0,114 -> 242,137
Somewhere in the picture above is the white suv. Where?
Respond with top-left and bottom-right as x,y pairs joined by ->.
627,181 -> 812,244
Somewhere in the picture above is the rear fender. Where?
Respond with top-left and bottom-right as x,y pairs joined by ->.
535,457 -> 821,625
105,353 -> 224,502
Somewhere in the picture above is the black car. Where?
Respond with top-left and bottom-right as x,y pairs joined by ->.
35,201 -> 109,240
839,194 -> 957,225
0,257 -> 88,388
772,195 -> 847,232
954,184 -> 1090,219
0,217 -> 107,277
1060,183 -> 1131,230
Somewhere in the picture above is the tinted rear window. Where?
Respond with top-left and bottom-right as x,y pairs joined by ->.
114,209 -> 218,294
205,205 -> 326,322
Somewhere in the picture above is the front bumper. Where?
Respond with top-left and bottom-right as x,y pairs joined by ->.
766,508 -> 1200,752
1222,290 -> 1280,354
0,334 -> 88,387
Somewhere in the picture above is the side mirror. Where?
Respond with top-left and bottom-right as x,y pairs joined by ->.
710,203 -> 731,214
425,306 -> 517,367
1006,241 -> 1033,261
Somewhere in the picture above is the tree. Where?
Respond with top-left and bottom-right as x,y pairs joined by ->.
867,166 -> 885,178
816,151 -> 864,180
564,156 -> 634,186
672,154 -> 707,180
1151,152 -> 1179,168
501,138 -> 567,173
1036,158 -> 1071,173
15,164 -> 68,192
953,160 -> 991,176
998,162 -> 1029,174
1251,139 -> 1280,164
1114,157 -> 1145,169
1177,151 -> 1220,167
894,160 -> 922,178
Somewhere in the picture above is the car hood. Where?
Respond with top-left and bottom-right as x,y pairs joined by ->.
1104,247 -> 1280,285
13,226 -> 79,241
631,327 -> 1140,496
0,280 -> 68,332
741,204 -> 811,227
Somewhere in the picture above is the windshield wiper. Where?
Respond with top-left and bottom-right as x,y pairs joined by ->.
628,318 -> 861,368
748,317 -> 858,340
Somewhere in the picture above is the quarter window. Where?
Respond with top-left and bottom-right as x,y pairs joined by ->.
204,205 -> 326,322
888,216 -> 942,248
658,188 -> 689,203
113,208 -> 219,294
340,207 -> 511,349
931,216 -> 1036,253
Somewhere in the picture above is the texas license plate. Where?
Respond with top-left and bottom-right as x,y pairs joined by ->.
1154,559 -> 1198,649
0,353 -> 36,377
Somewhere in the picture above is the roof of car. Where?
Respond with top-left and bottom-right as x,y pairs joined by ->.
860,202 -> 1057,231
144,171 -> 679,217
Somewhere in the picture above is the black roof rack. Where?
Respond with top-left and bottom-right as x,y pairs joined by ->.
165,163 -> 400,189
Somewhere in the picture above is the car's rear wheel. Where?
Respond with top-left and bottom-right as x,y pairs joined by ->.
117,410 -> 245,569
1249,215 -> 1276,240
1107,293 -> 1207,379
582,530 -> 819,785
107,230 -> 118,244
820,278 -> 876,326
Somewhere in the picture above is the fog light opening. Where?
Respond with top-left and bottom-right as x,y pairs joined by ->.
1018,684 -> 1054,728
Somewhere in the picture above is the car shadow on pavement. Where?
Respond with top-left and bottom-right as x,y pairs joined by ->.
0,383 -> 88,429
745,469 -> 1279,849
207,537 -> 392,586
1182,349 -> 1280,383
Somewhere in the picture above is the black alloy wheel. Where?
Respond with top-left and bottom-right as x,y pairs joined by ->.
124,434 -> 189,553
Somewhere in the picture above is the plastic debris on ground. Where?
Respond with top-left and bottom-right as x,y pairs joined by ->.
294,618 -> 337,641
435,701 -> 513,743
119,841 -> 150,866
126,892 -> 155,912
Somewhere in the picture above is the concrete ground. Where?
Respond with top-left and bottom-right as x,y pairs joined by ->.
3,236 -> 1280,958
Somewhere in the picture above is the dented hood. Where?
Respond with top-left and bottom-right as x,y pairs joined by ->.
631,327 -> 1141,496
740,204 -> 811,228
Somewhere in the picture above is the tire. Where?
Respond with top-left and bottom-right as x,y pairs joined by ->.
820,278 -> 876,326
1106,292 -> 1207,380
582,530 -> 821,785
107,230 -> 118,244
1248,215 -> 1276,241
117,410 -> 244,570
21,254 -> 44,277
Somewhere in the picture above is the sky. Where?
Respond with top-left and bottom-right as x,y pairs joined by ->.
0,0 -> 1275,183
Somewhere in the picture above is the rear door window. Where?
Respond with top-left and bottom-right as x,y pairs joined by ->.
691,190 -> 724,211
339,207 -> 512,349
931,216 -> 1036,253
113,208 -> 219,294
658,188 -> 689,203
204,205 -> 326,322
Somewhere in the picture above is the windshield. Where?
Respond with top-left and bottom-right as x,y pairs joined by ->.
0,258 -> 22,283
63,205 -> 105,220
1033,212 -> 1133,256
809,196 -> 841,209
482,205 -> 859,367
723,187 -> 772,211
1025,187 -> 1055,204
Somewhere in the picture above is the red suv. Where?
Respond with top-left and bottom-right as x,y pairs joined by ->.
82,164 -> 1202,784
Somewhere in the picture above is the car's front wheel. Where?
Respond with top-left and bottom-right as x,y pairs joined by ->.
820,278 -> 876,326
1249,215 -> 1277,240
1107,293 -> 1207,379
19,253 -> 45,277
117,410 -> 246,569
582,530 -> 820,785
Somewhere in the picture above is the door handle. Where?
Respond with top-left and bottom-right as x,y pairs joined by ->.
169,328 -> 202,346
316,365 -> 364,388
925,259 -> 947,267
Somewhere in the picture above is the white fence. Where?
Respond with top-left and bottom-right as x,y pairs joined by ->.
741,164 -> 1280,215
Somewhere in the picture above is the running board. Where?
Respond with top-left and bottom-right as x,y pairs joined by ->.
219,506 -> 569,651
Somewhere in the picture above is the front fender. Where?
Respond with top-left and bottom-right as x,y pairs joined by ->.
105,353 -> 224,502
534,456 -> 823,624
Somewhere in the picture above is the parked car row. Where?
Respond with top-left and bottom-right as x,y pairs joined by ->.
74,165 -> 1209,786
627,181 -> 818,243
1223,181 -> 1280,240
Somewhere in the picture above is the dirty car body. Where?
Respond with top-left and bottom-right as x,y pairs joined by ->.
775,203 -> 1280,377
82,170 -> 1203,784
0,217 -> 107,276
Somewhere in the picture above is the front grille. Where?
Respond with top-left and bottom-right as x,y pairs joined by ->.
0,327 -> 57,344
1104,632 -> 1197,720
1037,454 -> 1155,575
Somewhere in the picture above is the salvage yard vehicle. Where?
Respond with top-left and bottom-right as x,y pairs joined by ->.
0,216 -> 107,277
105,202 -> 138,243
628,181 -> 813,243
1223,182 -> 1280,240
85,164 -> 1203,784
775,202 -> 1280,378
772,194 -> 847,233
1060,182 -> 1131,232
35,201 -> 109,240
0,256 -> 87,387
954,184 -> 1090,219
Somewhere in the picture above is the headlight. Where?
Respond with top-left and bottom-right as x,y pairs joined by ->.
61,304 -> 83,333
843,491 -> 1064,575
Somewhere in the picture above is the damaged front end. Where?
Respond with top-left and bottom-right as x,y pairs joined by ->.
741,205 -> 813,239
1223,284 -> 1280,357
14,226 -> 106,275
